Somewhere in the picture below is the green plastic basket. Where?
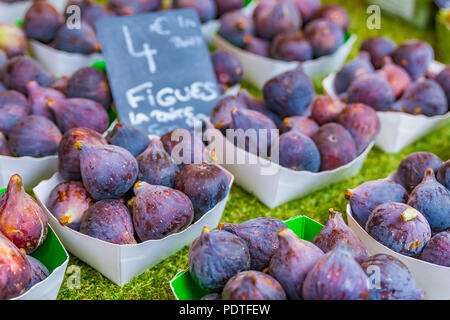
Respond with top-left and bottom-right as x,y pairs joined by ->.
170,215 -> 323,300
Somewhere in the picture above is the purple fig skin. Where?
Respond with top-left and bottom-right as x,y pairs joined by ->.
210,95 -> 248,131
312,209 -> 368,263
215,0 -> 243,17
360,36 -> 397,69
219,11 -> 254,48
311,4 -> 349,31
346,178 -> 409,227
27,81 -> 64,122
174,163 -> 229,221
311,123 -> 357,171
1,89 -> 32,113
8,115 -> 62,157
76,142 -> 139,200
303,242 -> 370,300
48,97 -> 109,134
263,68 -> 315,118
0,132 -> 12,156
237,89 -> 282,126
50,75 -> 69,95
334,52 -> 374,94
420,231 -> 450,267
222,270 -> 287,300
0,24 -> 27,58
53,22 -> 101,54
132,182 -> 194,241
2,56 -> 54,95
391,40 -> 434,81
270,32 -> 313,62
229,107 -> 277,156
0,232 -> 31,300
0,174 -> 48,254
254,0 -> 302,41
304,18 -> 344,58
58,127 -> 107,181
377,57 -> 411,99
310,95 -> 345,125
0,103 -> 29,135
361,254 -> 425,300
243,35 -> 271,57
407,168 -> 450,233
219,217 -> 288,271
337,103 -> 380,155
46,181 -> 94,231
201,293 -> 221,300
346,73 -> 395,112
396,152 -> 442,192
22,0 -> 63,44
0,84 -> 6,93
136,139 -> 179,188
106,121 -> 150,158
66,67 -> 112,110
436,66 -> 450,105
26,255 -> 49,288
366,202 -> 431,257
278,130 -> 321,172
189,226 -> 251,292
269,228 -> 324,300
211,50 -> 243,88
292,0 -> 321,22
107,0 -> 141,16
437,160 -> 450,190
80,199 -> 137,244
82,4 -> 116,31
174,0 -> 217,22
0,49 -> 6,71
393,79 -> 448,116
278,116 -> 319,136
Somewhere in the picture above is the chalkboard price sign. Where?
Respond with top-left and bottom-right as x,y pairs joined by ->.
96,9 -> 221,136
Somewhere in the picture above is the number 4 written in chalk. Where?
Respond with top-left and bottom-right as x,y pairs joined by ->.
122,25 -> 158,73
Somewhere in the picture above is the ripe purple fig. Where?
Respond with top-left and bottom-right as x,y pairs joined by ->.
0,174 -> 48,254
437,160 -> 450,190
219,217 -> 288,270
136,139 -> 179,188
304,18 -> 344,57
313,209 -> 368,263
292,0 -> 321,22
243,35 -> 271,57
46,181 -> 94,231
366,202 -> 431,256
0,132 -> 12,156
237,89 -> 281,125
80,200 -> 137,244
391,40 -> 434,81
278,116 -> 319,136
269,229 -> 324,300
278,130 -> 321,172
396,152 -> 442,192
407,168 -> 450,233
188,226 -> 251,292
22,0 -> 63,44
360,36 -> 397,69
0,232 -> 31,299
0,24 -> 27,57
0,103 -> 29,135
26,256 -> 49,288
174,0 -> 217,22
334,52 -> 374,94
48,97 -> 109,134
303,242 -> 370,300
218,10 -> 254,48
53,22 -> 101,54
106,121 -> 150,158
270,32 -> 313,62
58,127 -> 107,181
377,57 -> 411,99
160,129 -> 210,166
310,95 -> 345,125
222,271 -> 287,300
311,4 -> 349,31
27,81 -> 64,121
132,181 -> 194,241
211,50 -> 243,88
210,95 -> 248,131
75,141 -> 139,200
420,231 -> 450,267
8,115 -> 62,157
215,0 -> 243,16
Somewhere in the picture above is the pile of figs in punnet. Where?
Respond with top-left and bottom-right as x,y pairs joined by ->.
173,0 -> 246,22
218,0 -> 349,62
188,212 -> 425,300
210,67 -> 380,171
47,124 -> 230,244
334,37 -> 449,117
0,51 -> 111,158
0,174 -> 50,299
347,151 -> 450,267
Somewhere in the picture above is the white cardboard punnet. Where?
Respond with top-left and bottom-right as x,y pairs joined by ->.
0,155 -> 58,191
322,61 -> 450,154
206,126 -> 374,209
346,204 -> 450,300
33,169 -> 234,286
0,0 -> 65,24
28,40 -> 104,77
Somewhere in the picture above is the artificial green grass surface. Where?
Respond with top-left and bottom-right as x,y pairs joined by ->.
57,0 -> 450,300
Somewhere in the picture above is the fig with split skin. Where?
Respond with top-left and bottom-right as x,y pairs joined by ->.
131,181 -> 194,241
106,121 -> 150,158
46,181 -> 94,231
0,174 -> 48,254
